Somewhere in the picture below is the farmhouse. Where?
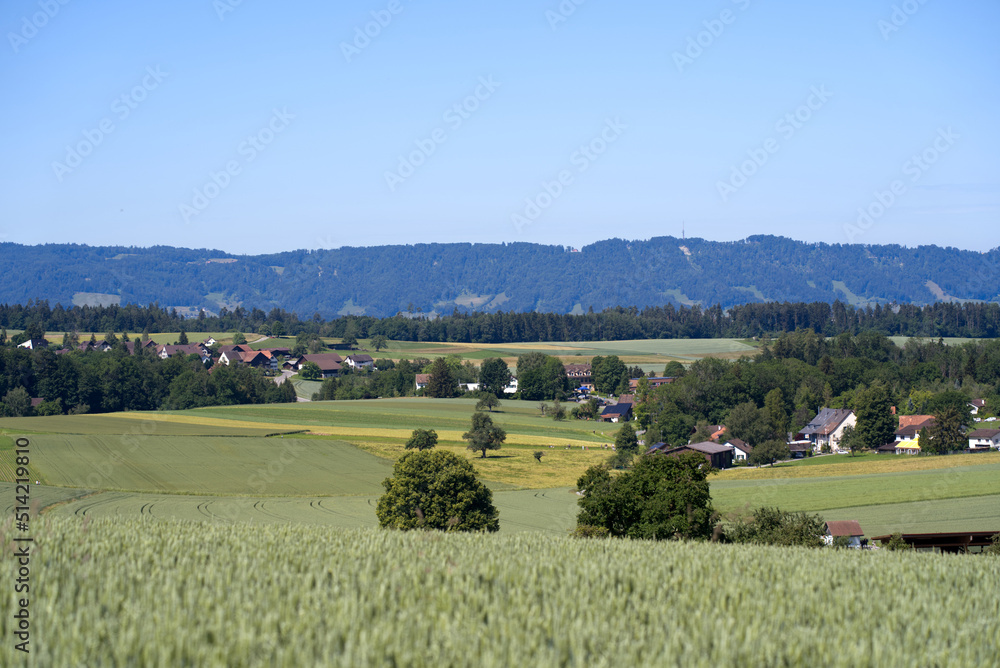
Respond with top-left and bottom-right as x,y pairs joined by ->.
345,354 -> 374,369
798,408 -> 856,453
600,402 -> 633,423
298,353 -> 343,378
823,521 -> 864,548
565,363 -> 592,387
727,438 -> 752,461
967,428 -> 1000,450
645,441 -> 734,470
415,374 -> 430,391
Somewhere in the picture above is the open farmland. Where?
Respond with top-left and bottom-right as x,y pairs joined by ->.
2,515 -> 997,667
712,463 -> 1000,515
14,436 -> 393,496
0,483 -> 580,534
342,337 -> 758,371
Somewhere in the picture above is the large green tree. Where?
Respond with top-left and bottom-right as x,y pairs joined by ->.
591,355 -> 628,395
462,411 -> 507,458
614,422 -> 639,455
478,357 -> 512,397
376,450 -> 499,532
853,382 -> 895,449
575,452 -> 717,541
426,356 -> 457,398
927,406 -> 966,454
763,388 -> 789,439
516,353 -> 567,401
726,402 -> 772,447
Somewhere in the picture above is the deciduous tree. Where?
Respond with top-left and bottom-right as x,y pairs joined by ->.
376,450 -> 499,532
404,428 -> 438,451
853,382 -> 895,450
478,357 -> 512,397
575,452 -> 717,541
462,411 -> 506,458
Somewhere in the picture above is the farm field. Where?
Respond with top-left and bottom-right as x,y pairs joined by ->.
17,436 -> 394,496
2,516 -> 997,666
711,463 -> 1000,515
0,413 -> 295,437
4,401 -> 1000,538
1,483 -> 579,535
360,337 -> 758,370
715,451 -> 1000,480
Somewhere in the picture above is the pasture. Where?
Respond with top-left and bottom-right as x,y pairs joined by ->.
2,515 -> 996,666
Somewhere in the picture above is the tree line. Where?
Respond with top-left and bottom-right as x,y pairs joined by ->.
4,299 -> 1000,343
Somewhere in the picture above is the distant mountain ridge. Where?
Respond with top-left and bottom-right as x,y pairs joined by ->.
0,236 -> 997,317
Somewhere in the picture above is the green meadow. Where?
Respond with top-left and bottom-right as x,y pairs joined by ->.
2,398 -> 999,537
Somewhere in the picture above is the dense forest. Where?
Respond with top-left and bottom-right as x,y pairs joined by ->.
1,236 -> 997,317
3,299 -> 1000,342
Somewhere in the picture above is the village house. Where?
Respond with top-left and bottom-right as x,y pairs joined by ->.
345,354 -> 375,370
727,438 -> 752,462
823,521 -> 865,548
967,428 -> 1000,450
645,441 -> 734,470
565,363 -> 593,389
798,408 -> 856,453
600,402 -> 633,423
298,353 -> 343,379
18,339 -> 50,350
415,374 -> 430,391
894,415 -> 935,441
968,399 -> 986,415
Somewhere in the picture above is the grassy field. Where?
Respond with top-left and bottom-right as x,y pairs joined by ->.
0,483 -> 579,534
362,337 -> 757,370
0,413 -> 297,437
2,515 -> 996,666
14,436 -> 393,496
4,400 -> 1000,537
712,463 -> 1000,515
716,451 -> 1000,480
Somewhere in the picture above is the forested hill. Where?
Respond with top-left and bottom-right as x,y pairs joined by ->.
1,236 -> 997,317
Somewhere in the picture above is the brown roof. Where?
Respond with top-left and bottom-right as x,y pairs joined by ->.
825,520 -> 863,537
897,415 -> 935,429
969,399 -> 986,408
300,353 -> 343,371
565,364 -> 592,376
727,438 -> 751,453
967,428 -> 1000,439
415,374 -> 430,385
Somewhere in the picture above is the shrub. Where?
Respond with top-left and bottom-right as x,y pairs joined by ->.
725,507 -> 826,548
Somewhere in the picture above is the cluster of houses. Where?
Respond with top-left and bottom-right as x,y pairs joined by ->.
641,399 -> 999,471
25,336 -> 377,378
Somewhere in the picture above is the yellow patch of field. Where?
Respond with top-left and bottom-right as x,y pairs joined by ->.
113,412 -> 596,450
353,440 -> 609,488
715,452 -> 1000,480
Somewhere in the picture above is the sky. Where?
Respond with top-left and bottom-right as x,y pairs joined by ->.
1,0 -> 998,255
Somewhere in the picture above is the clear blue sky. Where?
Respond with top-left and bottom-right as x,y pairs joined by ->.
2,1 -> 997,254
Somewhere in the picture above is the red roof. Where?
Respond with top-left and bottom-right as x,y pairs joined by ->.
825,520 -> 863,537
